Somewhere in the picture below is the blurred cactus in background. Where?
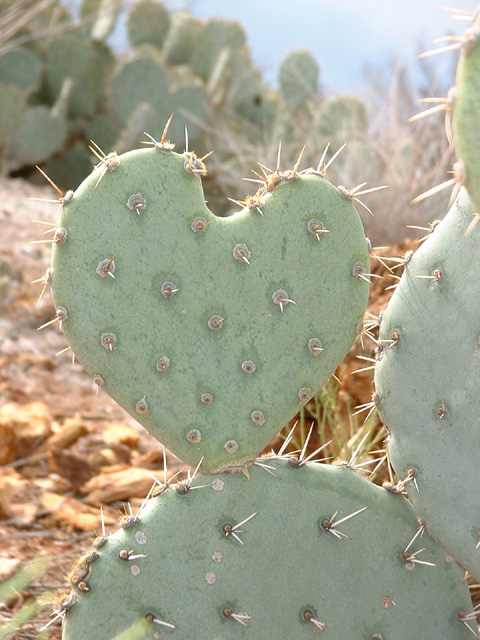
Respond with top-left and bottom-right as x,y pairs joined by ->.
0,0 -> 455,243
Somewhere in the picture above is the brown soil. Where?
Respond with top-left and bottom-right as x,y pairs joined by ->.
2,176 -> 471,639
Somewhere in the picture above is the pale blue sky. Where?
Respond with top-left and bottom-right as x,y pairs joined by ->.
182,0 -> 477,92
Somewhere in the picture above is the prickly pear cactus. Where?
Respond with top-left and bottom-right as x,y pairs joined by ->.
278,50 -> 320,108
374,188 -> 480,580
162,10 -> 203,66
190,18 -> 246,81
453,7 -> 480,213
49,134 -> 370,472
126,0 -> 170,50
10,105 -> 66,169
0,47 -> 43,93
61,458 -> 474,639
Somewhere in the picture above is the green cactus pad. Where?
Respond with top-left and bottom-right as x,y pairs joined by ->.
0,83 -> 27,149
49,143 -> 369,472
0,47 -> 43,93
108,53 -> 169,125
167,78 -> 209,143
126,0 -> 170,50
10,105 -> 66,169
81,0 -> 122,42
71,41 -> 115,118
43,142 -> 94,192
374,188 -> 480,580
453,9 -> 480,213
190,19 -> 247,81
317,94 -> 369,144
61,459 -> 473,639
162,11 -> 203,66
43,32 -> 114,119
233,72 -> 279,126
44,33 -> 92,104
86,110 -> 124,153
278,50 -> 320,108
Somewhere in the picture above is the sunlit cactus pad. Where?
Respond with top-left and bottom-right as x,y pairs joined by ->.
61,459 -> 474,639
375,188 -> 480,580
453,7 -> 480,214
50,140 -> 369,472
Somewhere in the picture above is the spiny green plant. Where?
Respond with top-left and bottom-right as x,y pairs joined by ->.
278,49 -> 320,108
126,0 -> 170,50
374,187 -> 480,581
161,10 -> 202,66
452,7 -> 480,222
373,5 -> 480,584
26,4 -> 480,639
46,121 -> 370,473
0,45 -> 42,92
61,460 -> 474,640
190,18 -> 247,82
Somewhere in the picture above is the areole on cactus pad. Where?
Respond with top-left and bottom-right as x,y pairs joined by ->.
48,131 -> 370,472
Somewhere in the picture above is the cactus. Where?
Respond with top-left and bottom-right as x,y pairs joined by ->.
61,458 -> 473,639
374,188 -> 480,581
372,7 -> 480,584
9,105 -> 66,169
48,137 -> 370,473
167,80 -> 209,143
452,8 -> 480,214
278,50 -> 320,108
0,46 -> 43,93
108,56 -> 208,147
232,72 -> 279,127
43,141 -> 95,192
107,52 -> 169,126
26,6 -> 480,639
44,33 -> 92,104
161,10 -> 203,66
73,41 -> 115,118
206,45 -> 253,109
190,19 -> 247,82
0,82 -> 27,171
80,0 -> 122,43
44,34 -> 114,118
316,94 -> 369,145
86,110 -> 124,152
126,0 -> 170,51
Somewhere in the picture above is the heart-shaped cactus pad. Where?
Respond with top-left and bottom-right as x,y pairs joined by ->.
49,143 -> 370,472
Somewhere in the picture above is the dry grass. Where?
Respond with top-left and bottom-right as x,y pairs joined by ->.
0,0 -> 76,54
